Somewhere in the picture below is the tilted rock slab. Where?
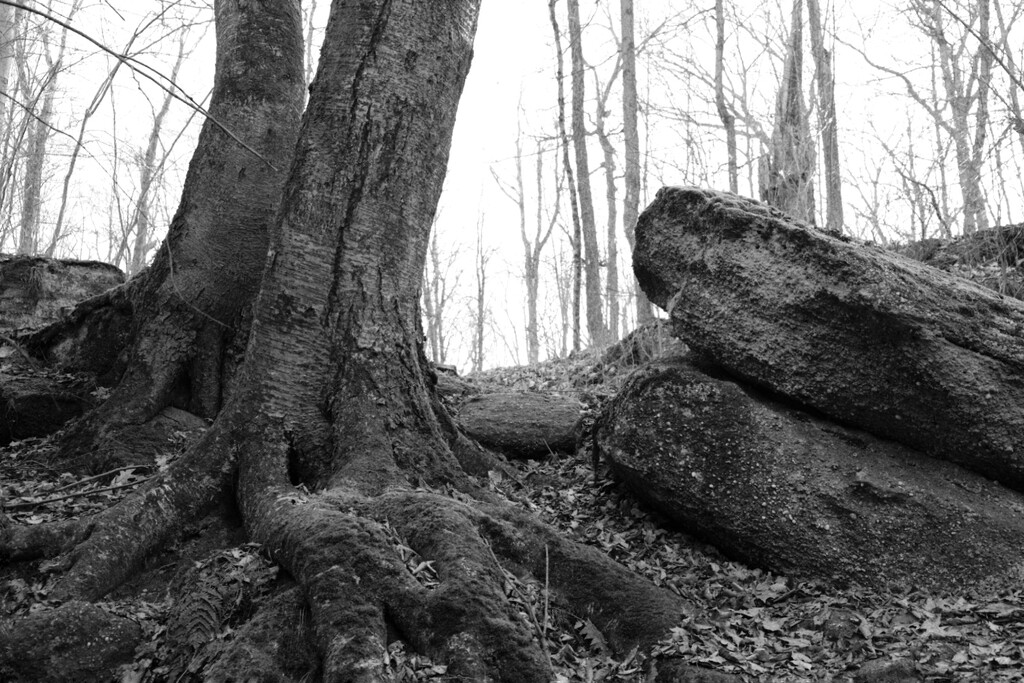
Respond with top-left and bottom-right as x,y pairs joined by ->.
634,187 -> 1024,489
456,392 -> 580,458
596,359 -> 1024,590
0,255 -> 123,335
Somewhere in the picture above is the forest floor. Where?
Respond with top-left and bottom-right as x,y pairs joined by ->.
3,348 -> 1024,682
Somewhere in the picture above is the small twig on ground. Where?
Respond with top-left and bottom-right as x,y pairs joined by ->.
3,478 -> 149,510
48,464 -> 151,495
0,334 -> 39,367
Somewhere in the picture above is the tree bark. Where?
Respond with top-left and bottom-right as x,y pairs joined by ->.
714,0 -> 739,195
5,3 -> 692,679
759,0 -> 816,223
634,186 -> 1024,490
566,0 -> 608,347
25,0 -> 305,472
619,0 -> 655,326
548,0 -> 584,353
806,0 -> 844,233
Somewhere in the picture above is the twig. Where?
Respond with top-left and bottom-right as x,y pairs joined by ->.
3,478 -> 149,510
0,0 -> 278,171
0,334 -> 38,366
48,464 -> 151,495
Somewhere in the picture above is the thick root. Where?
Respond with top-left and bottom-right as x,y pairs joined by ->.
46,422 -> 236,600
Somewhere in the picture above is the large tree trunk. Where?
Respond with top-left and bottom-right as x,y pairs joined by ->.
24,0 -> 305,472
4,4 -> 689,680
634,186 -> 1024,490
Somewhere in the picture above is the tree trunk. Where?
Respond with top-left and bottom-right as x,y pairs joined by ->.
634,186 -> 1024,490
806,0 -> 843,233
0,3 -> 14,129
619,0 -> 655,326
594,75 -> 619,342
17,82 -> 52,255
566,0 -> 608,347
24,0 -> 305,472
4,3 -> 693,679
548,0 -> 584,353
714,0 -> 739,195
759,0 -> 816,223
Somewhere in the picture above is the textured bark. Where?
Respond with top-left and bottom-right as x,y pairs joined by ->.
6,4 -> 691,680
597,359 -> 1024,591
456,392 -> 580,458
29,0 -> 304,471
634,186 -> 1024,490
807,0 -> 843,233
759,0 -> 815,223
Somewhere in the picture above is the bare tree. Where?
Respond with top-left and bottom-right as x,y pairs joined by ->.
567,0 -> 608,347
421,221 -> 460,365
620,0 -> 656,326
807,0 -> 844,232
548,0 -> 583,353
470,214 -> 491,373
760,0 -> 816,223
714,0 -> 739,194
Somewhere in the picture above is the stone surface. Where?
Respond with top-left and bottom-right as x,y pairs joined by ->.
0,369 -> 97,445
0,601 -> 142,683
595,358 -> 1024,591
634,186 -> 1024,490
456,392 -> 580,458
0,255 -> 123,335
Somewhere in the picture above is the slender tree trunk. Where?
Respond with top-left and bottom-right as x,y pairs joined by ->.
760,0 -> 816,223
0,3 -> 14,124
807,0 -> 843,233
929,0 -> 990,233
566,0 -> 607,347
472,216 -> 488,373
17,83 -> 53,255
594,76 -> 619,342
128,30 -> 188,275
548,0 -> 584,352
714,0 -> 739,194
620,0 -> 654,326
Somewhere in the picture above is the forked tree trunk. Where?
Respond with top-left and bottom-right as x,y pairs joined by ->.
25,0 -> 304,471
5,2 -> 690,679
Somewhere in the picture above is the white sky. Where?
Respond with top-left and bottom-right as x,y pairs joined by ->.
8,0 -> 1023,370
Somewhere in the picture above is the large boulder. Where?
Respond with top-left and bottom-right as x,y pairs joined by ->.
0,255 -> 123,336
456,392 -> 580,458
595,358 -> 1024,591
634,187 -> 1024,490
